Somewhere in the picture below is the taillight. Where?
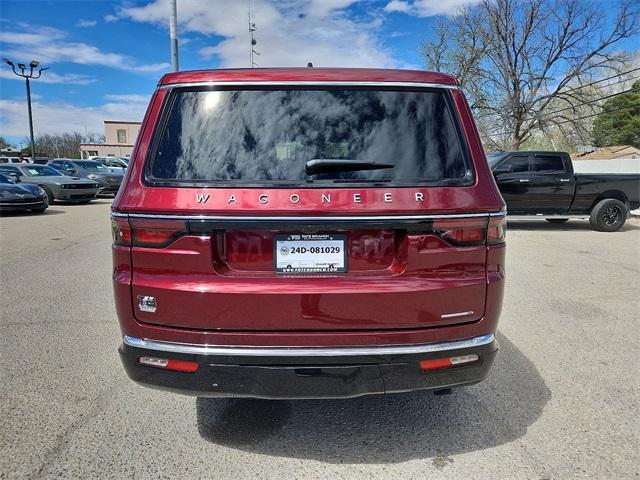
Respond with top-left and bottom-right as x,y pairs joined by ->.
112,218 -> 131,246
430,215 -> 506,247
487,216 -> 507,245
432,218 -> 487,246
130,219 -> 188,247
111,217 -> 188,248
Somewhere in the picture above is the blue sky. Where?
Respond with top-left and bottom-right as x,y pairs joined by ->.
0,0 -> 636,146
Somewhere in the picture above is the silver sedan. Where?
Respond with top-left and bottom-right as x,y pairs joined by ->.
0,164 -> 100,204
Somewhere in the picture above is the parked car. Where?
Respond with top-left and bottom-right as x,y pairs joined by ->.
113,67 -> 506,400
94,156 -> 129,173
0,173 -> 48,213
0,156 -> 22,164
0,164 -> 99,204
48,159 -> 123,195
488,151 -> 640,231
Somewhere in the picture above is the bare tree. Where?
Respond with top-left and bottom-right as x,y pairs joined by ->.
0,137 -> 14,150
22,132 -> 105,159
421,0 -> 640,150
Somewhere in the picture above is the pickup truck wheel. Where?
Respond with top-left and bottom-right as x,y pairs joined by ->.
590,198 -> 627,232
545,219 -> 569,224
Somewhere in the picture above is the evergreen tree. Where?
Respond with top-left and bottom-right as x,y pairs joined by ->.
592,81 -> 640,148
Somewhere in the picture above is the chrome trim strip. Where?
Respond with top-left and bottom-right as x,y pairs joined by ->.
159,81 -> 459,90
440,310 -> 474,319
507,215 -> 588,220
123,333 -> 494,357
111,211 -> 505,221
0,201 -> 43,206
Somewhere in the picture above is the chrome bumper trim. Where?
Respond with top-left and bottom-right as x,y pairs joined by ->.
123,333 -> 495,357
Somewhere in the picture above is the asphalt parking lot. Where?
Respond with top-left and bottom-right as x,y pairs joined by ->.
1,201 -> 638,480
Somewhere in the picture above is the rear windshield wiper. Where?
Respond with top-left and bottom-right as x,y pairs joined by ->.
305,159 -> 394,176
329,178 -> 392,184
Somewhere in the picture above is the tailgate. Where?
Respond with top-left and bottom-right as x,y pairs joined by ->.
126,214 -> 491,331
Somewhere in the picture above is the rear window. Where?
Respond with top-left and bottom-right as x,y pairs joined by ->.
147,87 -> 473,187
532,155 -> 565,173
76,161 -> 110,172
22,165 -> 62,177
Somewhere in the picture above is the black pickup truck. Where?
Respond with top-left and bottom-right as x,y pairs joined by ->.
488,151 -> 640,231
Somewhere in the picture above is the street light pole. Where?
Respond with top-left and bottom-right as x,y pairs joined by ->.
169,0 -> 179,72
25,76 -> 36,159
2,58 -> 48,162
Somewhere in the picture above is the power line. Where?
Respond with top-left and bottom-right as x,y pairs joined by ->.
486,102 -> 640,138
532,86 -> 639,119
545,103 -> 639,127
475,78 -> 639,120
553,73 -> 640,96
554,67 -> 640,95
473,68 -> 640,119
478,84 -> 639,137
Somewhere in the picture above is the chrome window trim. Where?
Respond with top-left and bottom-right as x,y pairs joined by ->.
111,211 -> 506,221
158,81 -> 459,90
123,333 -> 494,357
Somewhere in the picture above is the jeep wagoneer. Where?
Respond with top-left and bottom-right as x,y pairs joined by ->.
112,68 -> 506,399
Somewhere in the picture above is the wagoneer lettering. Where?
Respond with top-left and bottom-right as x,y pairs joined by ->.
113,68 -> 506,399
190,191 -> 442,206
195,193 -> 209,203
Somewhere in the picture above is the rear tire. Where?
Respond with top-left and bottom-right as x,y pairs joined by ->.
589,198 -> 627,232
545,218 -> 569,224
40,185 -> 54,205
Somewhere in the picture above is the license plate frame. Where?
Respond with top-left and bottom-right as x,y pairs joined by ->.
274,234 -> 347,274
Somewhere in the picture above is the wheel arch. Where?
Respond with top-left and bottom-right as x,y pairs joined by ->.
590,190 -> 629,212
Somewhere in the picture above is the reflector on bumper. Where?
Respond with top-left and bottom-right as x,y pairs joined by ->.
139,356 -> 199,373
419,354 -> 479,371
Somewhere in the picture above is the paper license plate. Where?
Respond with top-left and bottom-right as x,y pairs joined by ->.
274,234 -> 347,273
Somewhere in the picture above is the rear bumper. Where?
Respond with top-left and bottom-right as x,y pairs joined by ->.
119,333 -> 498,399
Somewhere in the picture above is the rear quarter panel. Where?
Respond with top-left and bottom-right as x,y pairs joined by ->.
572,174 -> 640,212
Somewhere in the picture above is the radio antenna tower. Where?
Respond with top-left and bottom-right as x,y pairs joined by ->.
248,0 -> 260,68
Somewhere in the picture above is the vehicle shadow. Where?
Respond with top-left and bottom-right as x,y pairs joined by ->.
0,208 -> 65,217
196,332 -> 550,463
507,219 -> 640,232
54,198 -> 114,206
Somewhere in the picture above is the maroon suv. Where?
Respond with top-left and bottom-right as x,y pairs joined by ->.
112,68 -> 506,399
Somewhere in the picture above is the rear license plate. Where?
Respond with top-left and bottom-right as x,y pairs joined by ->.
274,234 -> 347,273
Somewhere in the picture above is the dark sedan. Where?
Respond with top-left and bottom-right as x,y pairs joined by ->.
0,173 -> 48,213
48,159 -> 123,195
